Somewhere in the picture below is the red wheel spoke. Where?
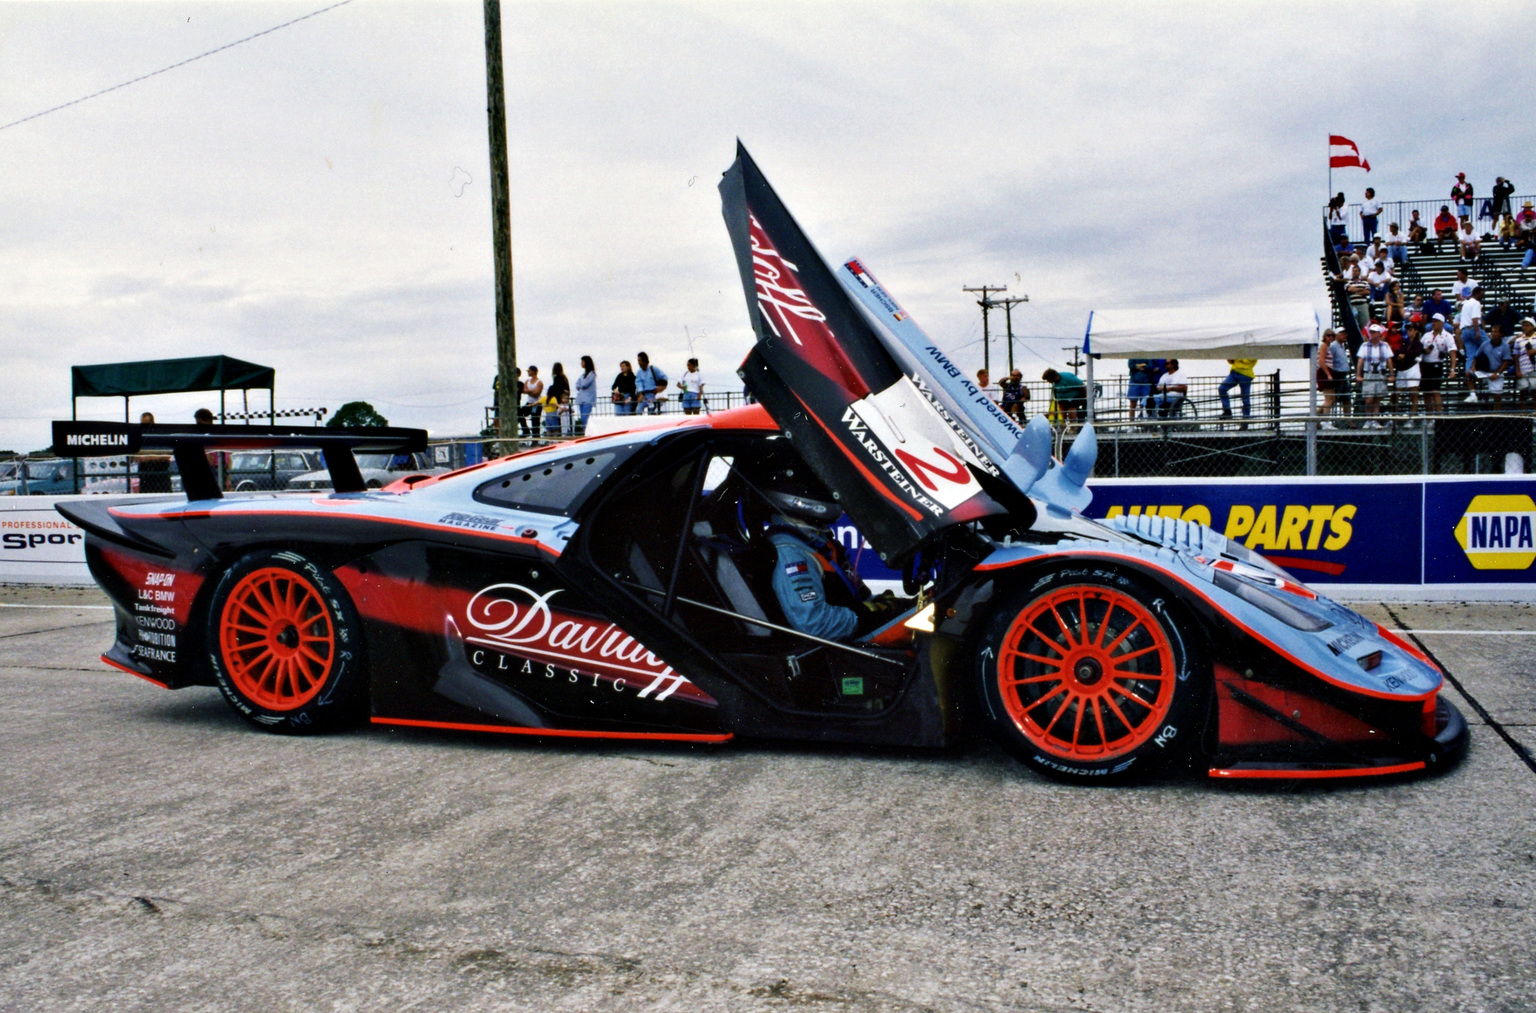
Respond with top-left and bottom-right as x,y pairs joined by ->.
1091,697 -> 1108,746
1111,644 -> 1160,666
1022,621 -> 1069,654
1003,672 -> 1066,687
1069,695 -> 1086,747
1103,692 -> 1139,734
1042,693 -> 1074,736
1102,617 -> 1142,654
1110,682 -> 1157,710
1027,683 -> 1069,715
1048,604 -> 1079,648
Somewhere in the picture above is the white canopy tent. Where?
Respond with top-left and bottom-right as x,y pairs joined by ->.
1080,301 -> 1323,469
1082,303 -> 1321,361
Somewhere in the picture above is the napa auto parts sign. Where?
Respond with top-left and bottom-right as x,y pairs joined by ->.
1087,476 -> 1536,587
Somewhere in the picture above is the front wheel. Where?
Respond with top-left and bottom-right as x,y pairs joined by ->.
976,568 -> 1207,784
205,550 -> 368,733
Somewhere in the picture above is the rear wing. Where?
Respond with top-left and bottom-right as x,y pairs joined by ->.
51,420 -> 428,500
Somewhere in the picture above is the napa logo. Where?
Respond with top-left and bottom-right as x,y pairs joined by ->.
1453,494 -> 1536,570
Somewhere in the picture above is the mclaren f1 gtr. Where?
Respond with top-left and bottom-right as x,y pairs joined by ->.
52,145 -> 1466,784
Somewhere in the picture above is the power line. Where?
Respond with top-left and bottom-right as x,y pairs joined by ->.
0,0 -> 355,134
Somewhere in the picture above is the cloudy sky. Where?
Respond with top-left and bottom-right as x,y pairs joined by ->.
1,1 -> 1532,451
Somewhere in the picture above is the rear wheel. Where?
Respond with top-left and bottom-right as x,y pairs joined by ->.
206,550 -> 367,733
976,568 -> 1206,784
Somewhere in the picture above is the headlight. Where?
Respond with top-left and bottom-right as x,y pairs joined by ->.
1213,570 -> 1332,632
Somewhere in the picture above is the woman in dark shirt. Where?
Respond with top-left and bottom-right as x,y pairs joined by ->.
611,360 -> 638,415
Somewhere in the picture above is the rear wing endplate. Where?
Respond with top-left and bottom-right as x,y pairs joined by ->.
50,421 -> 428,500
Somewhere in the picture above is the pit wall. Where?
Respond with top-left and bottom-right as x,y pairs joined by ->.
7,477 -> 1535,600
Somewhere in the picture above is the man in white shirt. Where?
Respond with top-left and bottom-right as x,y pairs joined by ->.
1383,222 -> 1408,266
1149,359 -> 1189,419
1420,314 -> 1458,414
1458,288 -> 1487,399
1355,328 -> 1394,426
1360,188 -> 1382,243
1459,220 -> 1482,261
1451,269 -> 1479,305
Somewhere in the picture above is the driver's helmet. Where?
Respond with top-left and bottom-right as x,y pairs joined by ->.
762,466 -> 840,527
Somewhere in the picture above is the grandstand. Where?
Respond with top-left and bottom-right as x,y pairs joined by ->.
1323,195 -> 1536,340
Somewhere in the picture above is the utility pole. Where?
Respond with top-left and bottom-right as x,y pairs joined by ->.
997,295 -> 1028,373
485,0 -> 518,447
962,284 -> 1007,376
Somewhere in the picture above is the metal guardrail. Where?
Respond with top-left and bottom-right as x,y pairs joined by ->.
1332,193 -> 1536,245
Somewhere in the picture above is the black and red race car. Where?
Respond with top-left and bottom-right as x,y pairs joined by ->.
52,145 -> 1466,783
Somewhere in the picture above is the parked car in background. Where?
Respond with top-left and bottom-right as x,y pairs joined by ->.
286,451 -> 445,491
227,450 -> 323,492
0,459 -> 76,495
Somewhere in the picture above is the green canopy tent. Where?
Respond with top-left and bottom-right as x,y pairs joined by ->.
71,355 -> 276,424
68,355 -> 276,493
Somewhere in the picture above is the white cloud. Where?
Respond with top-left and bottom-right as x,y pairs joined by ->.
0,1 -> 1531,451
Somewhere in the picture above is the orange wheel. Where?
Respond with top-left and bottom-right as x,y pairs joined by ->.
977,570 -> 1205,783
996,585 -> 1176,761
207,551 -> 366,733
218,567 -> 336,710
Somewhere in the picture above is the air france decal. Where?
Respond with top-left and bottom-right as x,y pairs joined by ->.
460,583 -> 714,706
1454,494 -> 1536,570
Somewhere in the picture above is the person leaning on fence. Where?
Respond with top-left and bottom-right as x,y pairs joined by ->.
1126,358 -> 1157,420
1327,193 -> 1348,250
574,355 -> 597,434
1218,358 -> 1256,421
611,360 -> 638,415
1492,176 -> 1516,219
1452,173 -> 1474,221
1041,368 -> 1087,423
1514,320 -> 1536,407
998,369 -> 1028,421
1356,328 -> 1394,426
521,365 -> 544,435
678,358 -> 705,415
546,362 -> 571,435
1359,187 -> 1381,244
634,352 -> 667,414
1318,329 -> 1351,426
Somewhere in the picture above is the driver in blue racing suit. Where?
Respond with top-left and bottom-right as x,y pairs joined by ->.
761,470 -> 907,641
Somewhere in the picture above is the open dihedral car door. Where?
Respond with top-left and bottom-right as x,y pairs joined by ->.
720,144 -> 1009,563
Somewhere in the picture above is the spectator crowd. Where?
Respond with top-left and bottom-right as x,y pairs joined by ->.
1325,173 -> 1536,421
498,350 -> 712,437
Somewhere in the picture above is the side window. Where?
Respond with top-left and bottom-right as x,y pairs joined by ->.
474,449 -> 628,515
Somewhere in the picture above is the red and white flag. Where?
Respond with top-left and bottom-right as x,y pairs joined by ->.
1329,135 -> 1370,171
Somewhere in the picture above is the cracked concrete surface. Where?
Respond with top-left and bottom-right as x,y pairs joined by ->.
1,586 -> 1533,1012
